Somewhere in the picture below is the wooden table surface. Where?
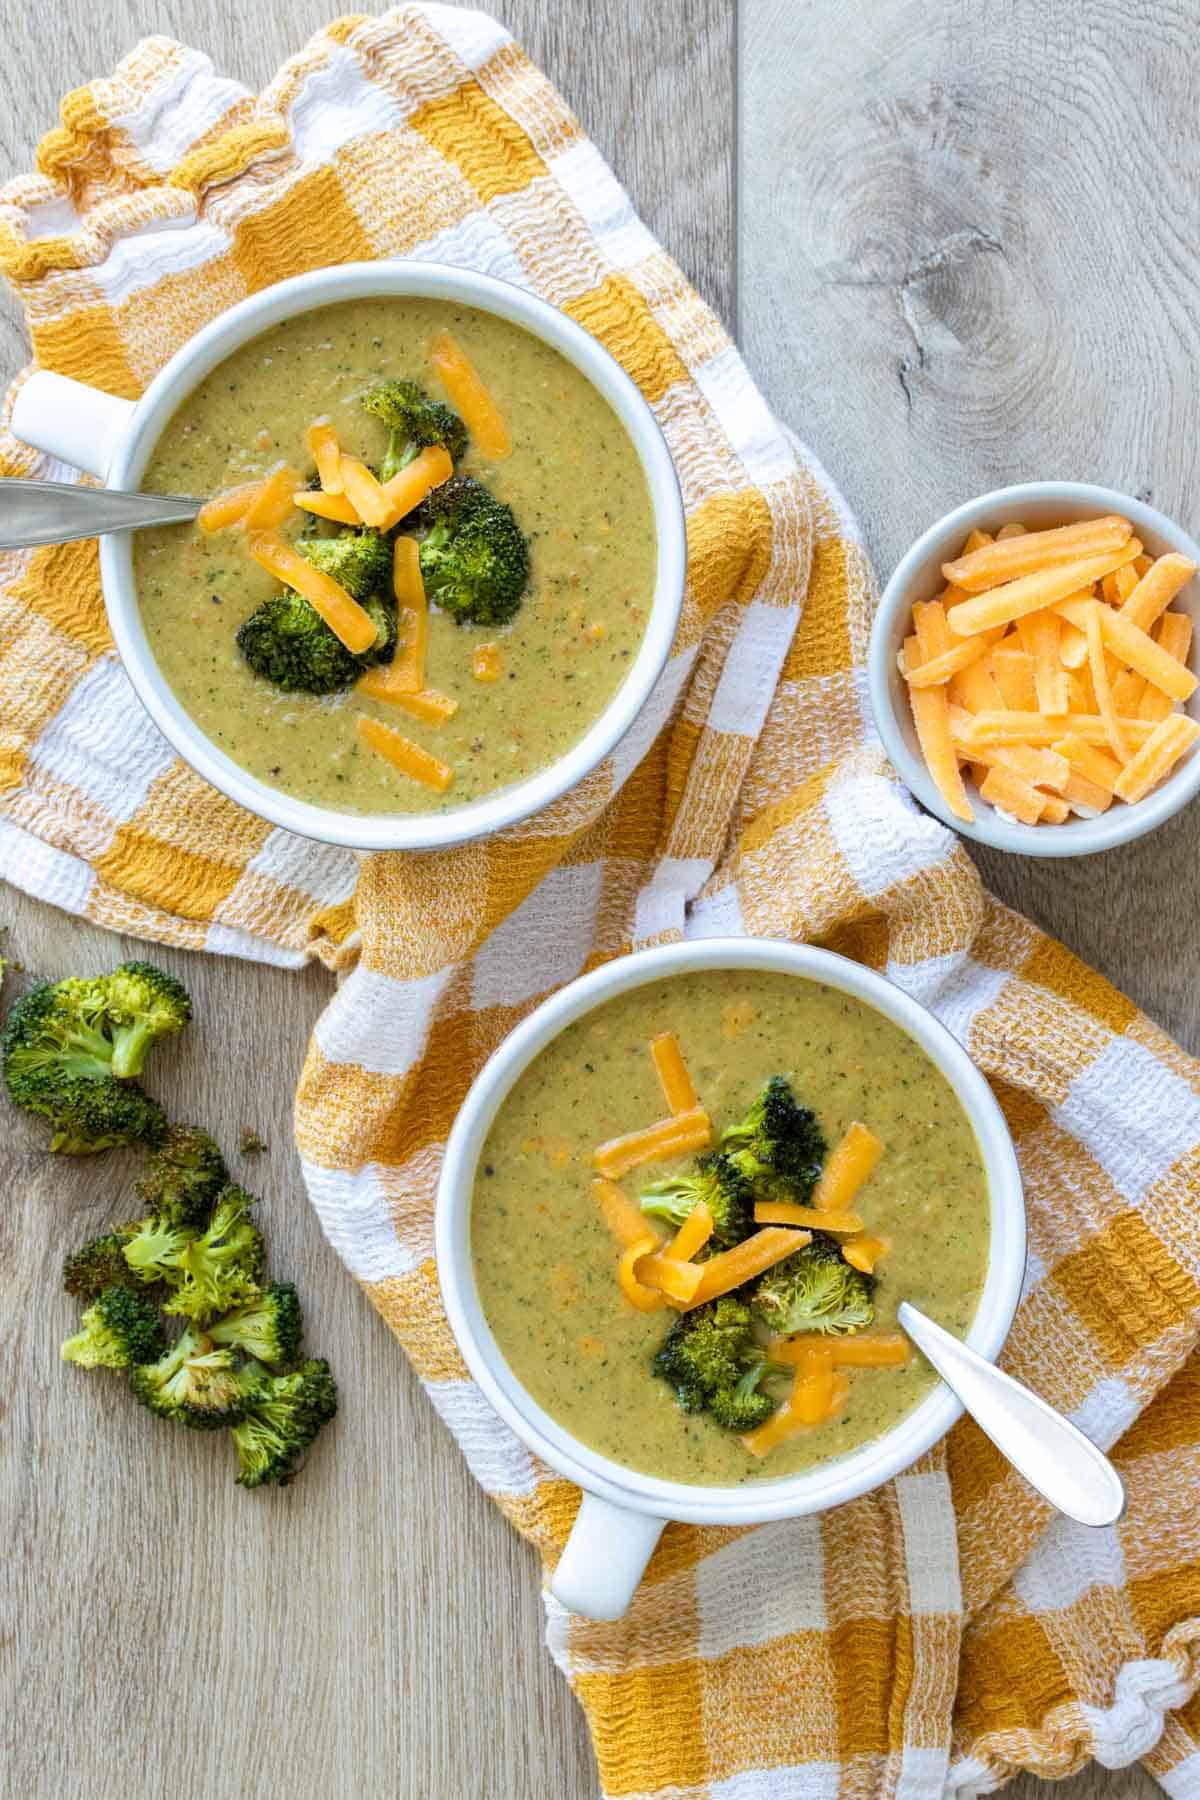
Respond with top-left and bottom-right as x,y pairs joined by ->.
0,2 -> 1176,1795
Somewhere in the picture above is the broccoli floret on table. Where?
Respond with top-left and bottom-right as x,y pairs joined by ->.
652,1297 -> 773,1431
122,1185 -> 264,1323
230,1357 -> 338,1488
3,972 -> 175,1154
417,475 -> 529,628
719,1075 -> 826,1202
3,979 -> 113,1087
31,1076 -> 167,1156
639,1151 -> 754,1249
751,1233 -> 876,1338
62,1228 -> 139,1302
3,960 -> 187,1083
162,1186 -> 265,1324
362,379 -> 467,481
134,1124 -> 228,1232
122,1213 -> 193,1286
207,1281 -> 303,1367
130,1324 -> 251,1429
61,1285 -> 166,1371
236,530 -> 395,695
101,961 -> 191,1079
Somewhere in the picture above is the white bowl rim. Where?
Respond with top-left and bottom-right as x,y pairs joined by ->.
868,480 -> 1200,857
99,261 -> 687,852
435,937 -> 1026,1526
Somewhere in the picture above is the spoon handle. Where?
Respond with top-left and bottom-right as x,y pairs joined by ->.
0,479 -> 202,548
898,1301 -> 1126,1527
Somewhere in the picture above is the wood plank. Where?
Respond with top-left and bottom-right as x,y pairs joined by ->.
740,0 -> 1200,1060
0,2 -> 734,1796
1007,1769 -> 1163,1800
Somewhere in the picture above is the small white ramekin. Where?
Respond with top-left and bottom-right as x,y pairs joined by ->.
868,481 -> 1200,856
435,937 -> 1025,1620
10,263 -> 687,852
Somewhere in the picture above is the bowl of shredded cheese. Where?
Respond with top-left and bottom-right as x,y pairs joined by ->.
868,481 -> 1200,856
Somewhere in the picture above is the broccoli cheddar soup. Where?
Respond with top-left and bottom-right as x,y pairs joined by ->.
471,969 -> 992,1486
134,297 -> 657,816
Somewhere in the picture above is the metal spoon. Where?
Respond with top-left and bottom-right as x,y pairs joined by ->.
0,478 -> 202,549
899,1301 -> 1125,1526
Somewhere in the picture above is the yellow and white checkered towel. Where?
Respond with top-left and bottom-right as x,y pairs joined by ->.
1,10 -> 1198,1795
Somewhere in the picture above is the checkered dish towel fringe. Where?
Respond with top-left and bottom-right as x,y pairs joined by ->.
1,8 -> 1198,1795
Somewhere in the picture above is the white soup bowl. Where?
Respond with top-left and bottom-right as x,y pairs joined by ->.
10,262 -> 686,852
436,937 -> 1025,1621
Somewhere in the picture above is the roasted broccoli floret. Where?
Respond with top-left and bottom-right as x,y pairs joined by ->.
13,960 -> 189,1081
639,1151 -> 754,1249
61,1285 -> 166,1370
237,589 -> 379,694
62,1228 -> 139,1301
363,379 -> 467,481
130,1324 -> 251,1428
2,966 -> 182,1153
230,1356 -> 338,1488
709,1359 -> 774,1432
31,1077 -> 167,1156
417,476 -> 529,628
122,1185 -> 264,1322
3,996 -> 167,1154
298,529 -> 394,603
2,979 -> 113,1082
207,1281 -> 303,1366
101,961 -> 191,1079
161,1186 -> 265,1323
652,1297 -> 773,1430
751,1234 -> 876,1337
719,1075 -> 826,1202
237,576 -> 394,694
122,1214 -> 193,1285
236,530 -> 395,695
134,1124 -> 228,1231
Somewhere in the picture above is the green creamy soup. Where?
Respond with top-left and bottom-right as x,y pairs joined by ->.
471,969 -> 992,1485
134,298 -> 656,815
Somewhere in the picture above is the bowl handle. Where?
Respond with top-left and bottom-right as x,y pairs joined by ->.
10,371 -> 136,480
550,1493 -> 666,1620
